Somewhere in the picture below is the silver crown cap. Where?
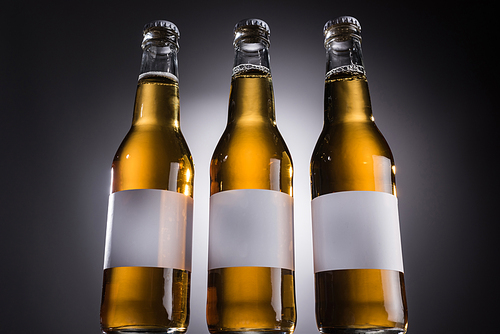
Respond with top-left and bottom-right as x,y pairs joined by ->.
323,16 -> 361,34
234,18 -> 270,35
143,20 -> 180,37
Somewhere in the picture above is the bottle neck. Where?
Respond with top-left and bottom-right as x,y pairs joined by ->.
132,41 -> 180,127
324,32 -> 373,124
132,75 -> 180,128
140,40 -> 179,79
233,35 -> 271,74
229,36 -> 275,124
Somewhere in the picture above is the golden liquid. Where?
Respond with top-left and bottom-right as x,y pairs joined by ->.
111,76 -> 194,196
100,75 -> 194,333
207,71 -> 296,333
101,267 -> 190,333
310,74 -> 408,333
207,268 -> 296,333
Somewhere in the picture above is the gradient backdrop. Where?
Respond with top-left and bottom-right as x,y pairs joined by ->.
2,1 -> 497,333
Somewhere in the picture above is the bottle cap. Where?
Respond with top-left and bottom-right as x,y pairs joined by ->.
142,20 -> 180,50
143,20 -> 180,37
234,18 -> 270,35
323,16 -> 361,35
233,18 -> 270,48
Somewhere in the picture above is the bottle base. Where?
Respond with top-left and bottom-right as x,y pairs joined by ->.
209,332 -> 291,334
319,328 -> 405,334
102,327 -> 187,334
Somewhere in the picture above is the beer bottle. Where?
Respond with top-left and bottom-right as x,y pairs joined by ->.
206,18 -> 297,334
100,20 -> 194,334
310,16 -> 408,333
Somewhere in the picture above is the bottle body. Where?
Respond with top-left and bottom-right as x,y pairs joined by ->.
100,21 -> 194,334
206,41 -> 296,332
100,74 -> 194,334
310,17 -> 407,334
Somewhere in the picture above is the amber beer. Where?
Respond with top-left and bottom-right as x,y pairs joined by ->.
100,21 -> 194,334
101,267 -> 190,332
207,19 -> 296,334
311,17 -> 408,333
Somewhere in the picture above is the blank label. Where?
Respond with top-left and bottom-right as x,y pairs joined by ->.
312,191 -> 403,273
104,189 -> 193,271
209,189 -> 294,270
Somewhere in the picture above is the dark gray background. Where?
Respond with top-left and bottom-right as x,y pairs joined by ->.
2,1 -> 497,333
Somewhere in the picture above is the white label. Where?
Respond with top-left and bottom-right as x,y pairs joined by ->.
104,189 -> 193,271
208,189 -> 294,270
312,191 -> 403,273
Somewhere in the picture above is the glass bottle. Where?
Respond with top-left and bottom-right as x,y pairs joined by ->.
310,16 -> 408,333
100,20 -> 194,334
206,18 -> 297,334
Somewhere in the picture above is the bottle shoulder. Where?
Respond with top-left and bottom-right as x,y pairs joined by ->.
310,120 -> 395,196
312,121 -> 392,160
210,122 -> 293,195
212,122 -> 291,160
111,124 -> 194,193
115,125 -> 191,158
